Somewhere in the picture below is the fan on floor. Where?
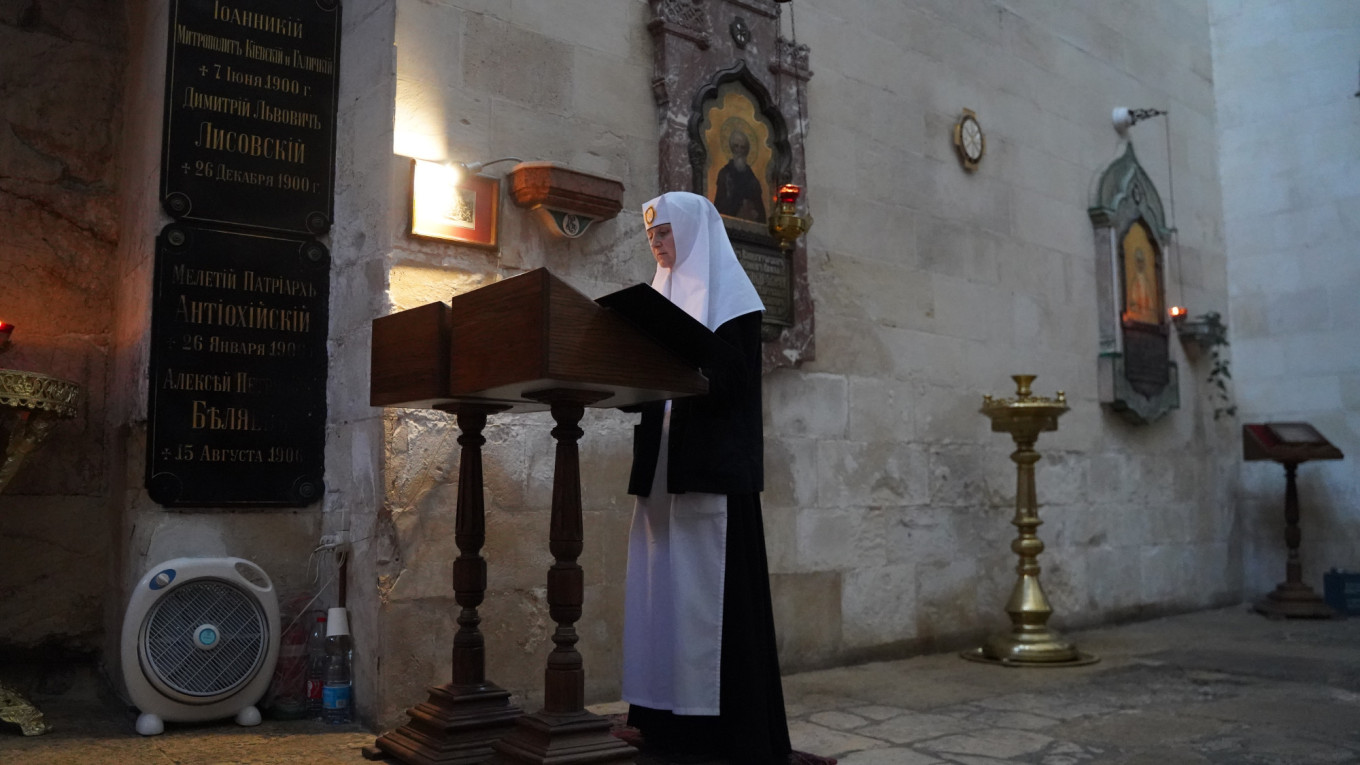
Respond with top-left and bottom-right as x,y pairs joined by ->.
121,557 -> 280,736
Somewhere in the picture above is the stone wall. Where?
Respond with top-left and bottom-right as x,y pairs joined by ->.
0,0 -> 1263,731
1210,0 -> 1360,595
330,0 -> 399,728
769,0 -> 1239,664
364,0 -> 660,724
360,0 -> 1243,728
0,0 -> 124,654
101,0 -> 347,693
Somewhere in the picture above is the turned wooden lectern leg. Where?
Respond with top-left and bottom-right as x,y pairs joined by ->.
1255,461 -> 1334,619
490,389 -> 635,765
368,404 -> 523,764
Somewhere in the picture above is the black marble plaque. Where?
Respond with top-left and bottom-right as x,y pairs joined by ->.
161,0 -> 340,235
146,223 -> 328,507
1123,325 -> 1171,399
729,230 -> 793,327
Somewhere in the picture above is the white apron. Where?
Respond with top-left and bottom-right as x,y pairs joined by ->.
621,404 -> 728,715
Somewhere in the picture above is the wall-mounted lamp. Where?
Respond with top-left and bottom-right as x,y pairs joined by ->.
768,184 -> 812,251
0,321 -> 13,355
1111,107 -> 1167,135
507,162 -> 624,239
449,156 -> 522,180
1172,308 -> 1227,352
410,159 -> 505,248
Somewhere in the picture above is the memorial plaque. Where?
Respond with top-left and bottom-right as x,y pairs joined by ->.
146,223 -> 329,507
161,0 -> 341,235
1122,325 -> 1170,398
729,231 -> 793,327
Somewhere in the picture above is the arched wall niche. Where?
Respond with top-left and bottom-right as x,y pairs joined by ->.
1088,143 -> 1180,425
648,0 -> 813,370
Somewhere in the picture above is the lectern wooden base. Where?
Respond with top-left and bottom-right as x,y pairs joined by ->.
490,711 -> 635,765
1242,424 -> 1344,621
369,271 -> 707,765
364,683 -> 521,764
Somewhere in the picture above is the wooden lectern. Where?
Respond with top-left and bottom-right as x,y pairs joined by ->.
366,269 -> 707,765
1243,422 -> 1345,619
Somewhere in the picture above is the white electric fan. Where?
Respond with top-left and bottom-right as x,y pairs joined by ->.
121,557 -> 280,736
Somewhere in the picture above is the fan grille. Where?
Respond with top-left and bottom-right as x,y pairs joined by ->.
143,579 -> 268,698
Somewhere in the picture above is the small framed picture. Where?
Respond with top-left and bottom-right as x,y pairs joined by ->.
410,159 -> 500,248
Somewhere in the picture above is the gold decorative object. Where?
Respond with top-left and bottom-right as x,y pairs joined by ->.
1,370 -> 83,494
768,183 -> 812,251
0,369 -> 81,735
963,375 -> 1097,667
0,682 -> 51,735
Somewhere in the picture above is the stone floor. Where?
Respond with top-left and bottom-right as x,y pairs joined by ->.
2,605 -> 1358,764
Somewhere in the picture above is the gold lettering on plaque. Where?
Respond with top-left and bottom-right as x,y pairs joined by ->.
243,271 -> 318,297
175,295 -> 312,333
244,38 -> 287,65
289,49 -> 334,74
197,121 -> 307,164
172,263 -> 239,289
183,86 -> 253,117
176,24 -> 243,55
200,445 -> 268,462
190,400 -> 265,431
254,100 -> 322,129
212,1 -> 304,39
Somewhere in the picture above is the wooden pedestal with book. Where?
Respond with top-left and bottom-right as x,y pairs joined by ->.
1243,422 -> 1345,620
366,269 -> 709,765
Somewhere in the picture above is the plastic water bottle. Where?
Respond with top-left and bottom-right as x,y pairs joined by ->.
321,606 -> 353,724
304,611 -> 328,717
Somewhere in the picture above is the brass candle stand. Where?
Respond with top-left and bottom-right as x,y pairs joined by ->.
1,366 -> 83,735
963,375 -> 1097,667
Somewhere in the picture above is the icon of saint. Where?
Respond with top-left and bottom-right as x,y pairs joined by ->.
713,129 -> 766,223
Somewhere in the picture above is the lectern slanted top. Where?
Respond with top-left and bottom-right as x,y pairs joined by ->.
371,268 -> 707,411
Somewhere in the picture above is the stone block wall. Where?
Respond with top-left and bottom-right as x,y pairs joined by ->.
362,0 -> 661,724
762,0 -> 1241,668
0,0 -> 1279,734
100,0 -> 356,696
1210,0 -> 1360,595
359,0 -> 1242,728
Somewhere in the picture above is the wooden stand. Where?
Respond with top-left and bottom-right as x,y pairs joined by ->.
366,405 -> 522,764
1242,422 -> 1344,620
489,390 -> 634,765
1254,462 -> 1334,619
369,270 -> 708,765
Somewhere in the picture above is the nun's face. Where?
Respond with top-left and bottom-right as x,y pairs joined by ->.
647,223 -> 676,269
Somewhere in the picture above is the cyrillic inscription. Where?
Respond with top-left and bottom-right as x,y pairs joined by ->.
733,243 -> 793,326
161,0 -> 340,234
147,224 -> 328,507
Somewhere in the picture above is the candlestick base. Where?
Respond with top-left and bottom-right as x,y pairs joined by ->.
961,631 -> 1099,667
0,680 -> 51,736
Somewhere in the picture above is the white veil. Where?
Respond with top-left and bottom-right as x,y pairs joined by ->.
643,191 -> 764,331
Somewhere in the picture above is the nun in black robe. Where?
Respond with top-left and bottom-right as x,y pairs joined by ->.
621,191 -> 792,764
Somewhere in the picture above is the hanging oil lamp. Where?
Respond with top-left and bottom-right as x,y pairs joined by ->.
768,183 -> 812,251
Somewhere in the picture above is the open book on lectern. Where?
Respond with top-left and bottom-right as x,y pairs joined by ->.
596,283 -> 722,370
